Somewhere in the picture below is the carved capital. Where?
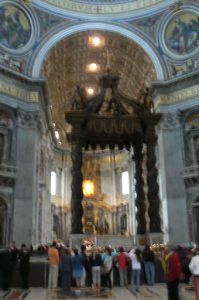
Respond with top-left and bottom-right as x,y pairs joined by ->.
159,111 -> 181,130
17,109 -> 40,128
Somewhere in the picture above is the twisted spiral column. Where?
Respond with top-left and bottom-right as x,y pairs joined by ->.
71,141 -> 83,233
66,112 -> 87,234
146,125 -> 161,233
133,142 -> 146,234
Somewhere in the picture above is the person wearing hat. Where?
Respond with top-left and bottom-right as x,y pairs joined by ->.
189,246 -> 199,300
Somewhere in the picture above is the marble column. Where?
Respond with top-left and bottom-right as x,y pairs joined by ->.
133,142 -> 146,234
146,119 -> 161,233
157,111 -> 189,244
13,109 -> 40,245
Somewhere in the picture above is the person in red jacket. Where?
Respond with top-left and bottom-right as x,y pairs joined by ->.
117,247 -> 128,286
165,247 -> 182,300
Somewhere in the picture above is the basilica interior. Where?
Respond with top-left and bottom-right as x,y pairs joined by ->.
0,0 -> 199,249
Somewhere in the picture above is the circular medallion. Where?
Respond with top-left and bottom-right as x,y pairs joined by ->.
0,2 -> 36,54
164,11 -> 199,57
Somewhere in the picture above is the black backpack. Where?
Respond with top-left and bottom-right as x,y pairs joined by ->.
143,249 -> 154,262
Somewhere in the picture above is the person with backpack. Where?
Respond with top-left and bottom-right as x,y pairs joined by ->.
142,243 -> 155,286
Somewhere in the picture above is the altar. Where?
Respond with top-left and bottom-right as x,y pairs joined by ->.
65,68 -> 162,241
69,233 -> 134,250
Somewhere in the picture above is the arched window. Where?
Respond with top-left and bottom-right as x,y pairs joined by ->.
121,171 -> 129,195
120,214 -> 127,232
51,171 -> 57,195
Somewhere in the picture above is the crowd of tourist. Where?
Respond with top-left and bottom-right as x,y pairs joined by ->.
0,241 -> 199,300
46,241 -> 199,299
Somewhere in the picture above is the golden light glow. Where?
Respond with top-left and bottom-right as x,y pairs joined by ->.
55,130 -> 60,139
88,36 -> 105,47
83,180 -> 95,197
86,63 -> 101,73
86,87 -> 95,95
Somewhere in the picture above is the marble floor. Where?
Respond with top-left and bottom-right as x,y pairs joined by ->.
0,284 -> 195,300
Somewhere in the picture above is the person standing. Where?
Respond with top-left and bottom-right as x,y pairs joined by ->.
18,244 -> 30,289
129,248 -> 142,293
89,248 -> 103,289
142,244 -> 155,286
48,241 -> 59,289
0,248 -> 12,290
60,248 -> 72,295
117,246 -> 128,286
101,247 -> 113,289
165,247 -> 182,300
189,246 -> 199,300
80,244 -> 91,286
72,248 -> 83,295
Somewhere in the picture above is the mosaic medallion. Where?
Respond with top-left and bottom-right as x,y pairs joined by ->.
0,4 -> 31,51
164,11 -> 199,56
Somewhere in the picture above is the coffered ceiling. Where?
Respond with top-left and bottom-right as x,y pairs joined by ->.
42,30 -> 156,147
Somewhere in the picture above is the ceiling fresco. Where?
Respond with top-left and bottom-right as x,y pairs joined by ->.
42,30 -> 156,147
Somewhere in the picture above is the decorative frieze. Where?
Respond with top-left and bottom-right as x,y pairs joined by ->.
41,0 -> 164,14
155,84 -> 199,108
0,81 -> 39,102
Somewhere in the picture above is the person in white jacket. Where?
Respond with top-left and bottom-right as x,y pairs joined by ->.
189,246 -> 199,300
129,248 -> 142,293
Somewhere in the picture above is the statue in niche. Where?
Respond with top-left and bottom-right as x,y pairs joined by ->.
95,207 -> 109,234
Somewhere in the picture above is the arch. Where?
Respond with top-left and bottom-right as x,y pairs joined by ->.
30,22 -> 165,80
120,213 -> 127,232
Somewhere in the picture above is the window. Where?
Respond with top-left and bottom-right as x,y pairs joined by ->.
51,171 -> 57,195
121,171 -> 129,195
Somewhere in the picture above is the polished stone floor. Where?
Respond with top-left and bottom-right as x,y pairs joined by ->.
0,284 -> 195,300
